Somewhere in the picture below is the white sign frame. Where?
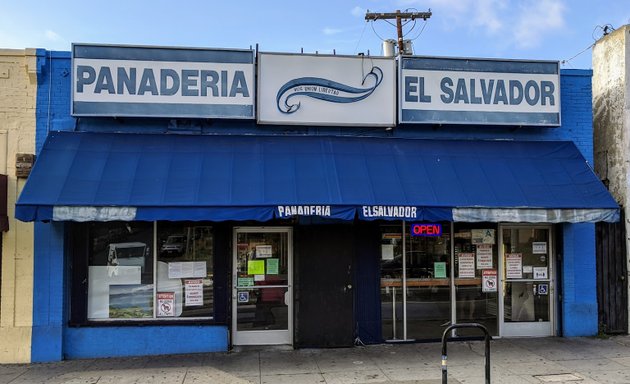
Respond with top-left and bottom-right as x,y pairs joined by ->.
399,56 -> 561,126
257,52 -> 396,126
72,43 -> 255,119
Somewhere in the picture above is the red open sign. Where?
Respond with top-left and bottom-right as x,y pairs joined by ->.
411,223 -> 442,237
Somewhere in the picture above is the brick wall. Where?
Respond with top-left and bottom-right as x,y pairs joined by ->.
0,49 -> 39,363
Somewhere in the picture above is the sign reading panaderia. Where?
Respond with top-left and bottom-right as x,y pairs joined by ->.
72,44 -> 255,119
399,57 -> 560,126
258,53 -> 396,126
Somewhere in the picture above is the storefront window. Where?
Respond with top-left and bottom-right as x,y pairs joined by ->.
380,222 -> 451,341
157,223 -> 213,318
453,224 -> 498,336
86,222 -> 213,321
405,222 -> 451,340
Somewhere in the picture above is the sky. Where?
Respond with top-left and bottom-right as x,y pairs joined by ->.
1,0 -> 628,69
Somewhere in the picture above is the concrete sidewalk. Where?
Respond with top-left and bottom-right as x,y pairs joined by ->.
4,336 -> 630,383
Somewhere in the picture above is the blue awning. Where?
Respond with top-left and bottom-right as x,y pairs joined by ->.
16,132 -> 619,223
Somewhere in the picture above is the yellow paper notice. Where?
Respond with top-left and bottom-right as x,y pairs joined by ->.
248,260 -> 265,275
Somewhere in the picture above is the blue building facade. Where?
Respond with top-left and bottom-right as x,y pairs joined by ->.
23,47 -> 614,361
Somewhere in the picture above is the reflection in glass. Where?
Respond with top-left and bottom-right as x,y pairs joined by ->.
502,228 -> 551,324
87,222 -> 153,320
157,223 -> 213,318
380,223 -> 451,341
405,222 -> 451,340
504,282 -> 550,322
454,224 -> 498,336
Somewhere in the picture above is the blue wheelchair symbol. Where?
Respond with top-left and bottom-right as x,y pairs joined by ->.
238,291 -> 249,303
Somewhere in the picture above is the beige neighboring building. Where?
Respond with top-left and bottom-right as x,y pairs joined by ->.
593,25 -> 630,333
0,49 -> 38,363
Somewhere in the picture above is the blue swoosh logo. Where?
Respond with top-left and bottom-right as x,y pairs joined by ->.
276,66 -> 383,114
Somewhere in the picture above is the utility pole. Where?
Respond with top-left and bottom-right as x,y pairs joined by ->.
365,10 -> 432,54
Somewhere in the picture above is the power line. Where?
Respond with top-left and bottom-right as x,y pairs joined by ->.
365,9 -> 432,54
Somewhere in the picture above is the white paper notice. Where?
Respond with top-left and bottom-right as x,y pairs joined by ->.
506,253 -> 523,279
192,262 -> 207,277
168,262 -> 207,279
256,245 -> 273,258
381,244 -> 394,260
533,267 -> 548,279
476,244 -> 493,269
184,279 -> 203,306
532,242 -> 547,254
458,253 -> 476,278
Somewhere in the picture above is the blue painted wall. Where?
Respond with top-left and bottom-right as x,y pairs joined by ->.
32,50 -> 71,362
30,51 -> 599,362
562,223 -> 598,336
64,326 -> 228,359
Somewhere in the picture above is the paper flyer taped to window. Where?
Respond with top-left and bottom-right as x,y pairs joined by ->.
248,260 -> 265,275
475,244 -> 493,269
184,279 -> 203,306
256,245 -> 272,258
434,262 -> 447,278
266,258 -> 279,275
168,261 -> 206,279
458,253 -> 475,278
506,253 -> 523,279
381,244 -> 394,260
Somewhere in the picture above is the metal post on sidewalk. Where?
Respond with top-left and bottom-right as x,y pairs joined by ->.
441,323 -> 491,384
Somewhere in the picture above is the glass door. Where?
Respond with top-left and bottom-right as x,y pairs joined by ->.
232,227 -> 292,345
500,226 -> 554,337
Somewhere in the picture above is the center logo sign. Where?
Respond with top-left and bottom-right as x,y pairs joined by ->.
258,53 -> 395,126
276,66 -> 383,114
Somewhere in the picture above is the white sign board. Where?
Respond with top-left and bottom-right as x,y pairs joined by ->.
72,44 -> 255,119
257,53 -> 396,126
400,57 -> 560,126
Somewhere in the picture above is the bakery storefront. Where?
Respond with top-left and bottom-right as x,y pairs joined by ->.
17,44 -> 618,361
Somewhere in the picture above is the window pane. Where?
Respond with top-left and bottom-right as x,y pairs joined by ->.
235,232 -> 289,331
87,222 -> 153,320
405,222 -> 451,340
454,224 -> 498,336
157,223 -> 213,318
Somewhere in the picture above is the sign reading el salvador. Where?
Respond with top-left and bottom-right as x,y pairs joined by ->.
72,44 -> 255,119
400,57 -> 560,126
257,53 -> 396,126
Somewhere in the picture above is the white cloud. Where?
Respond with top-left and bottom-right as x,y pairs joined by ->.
513,0 -> 565,49
351,6 -> 365,18
45,29 -> 62,41
323,27 -> 343,35
401,0 -> 505,34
